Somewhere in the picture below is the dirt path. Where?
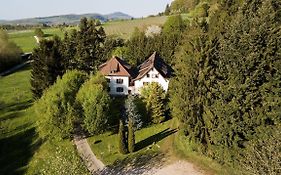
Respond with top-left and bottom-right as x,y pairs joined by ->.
73,135 -> 105,174
147,160 -> 205,175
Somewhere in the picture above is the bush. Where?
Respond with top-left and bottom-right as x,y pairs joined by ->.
35,70 -> 87,139
140,82 -> 166,124
0,30 -> 22,72
75,73 -> 110,135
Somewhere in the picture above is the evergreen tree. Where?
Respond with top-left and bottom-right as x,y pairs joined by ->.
118,119 -> 128,154
128,116 -> 135,153
164,4 -> 171,15
125,95 -> 142,153
31,36 -> 64,99
62,18 -> 106,73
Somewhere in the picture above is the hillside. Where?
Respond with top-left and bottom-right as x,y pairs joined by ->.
0,12 -> 132,25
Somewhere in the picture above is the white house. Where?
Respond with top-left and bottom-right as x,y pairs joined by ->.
99,56 -> 134,95
99,52 -> 172,96
132,52 -> 171,94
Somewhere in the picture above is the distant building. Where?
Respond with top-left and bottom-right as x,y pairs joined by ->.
99,52 -> 172,96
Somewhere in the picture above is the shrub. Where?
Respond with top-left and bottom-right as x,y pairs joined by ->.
0,30 -> 22,72
140,82 -> 166,124
35,70 -> 87,139
75,73 -> 110,135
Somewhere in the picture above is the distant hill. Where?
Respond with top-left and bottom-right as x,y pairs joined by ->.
0,12 -> 133,25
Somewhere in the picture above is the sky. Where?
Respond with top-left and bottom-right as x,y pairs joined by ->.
0,0 -> 174,20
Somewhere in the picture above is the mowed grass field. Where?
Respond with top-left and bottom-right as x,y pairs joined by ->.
8,27 -> 75,53
8,16 -> 167,53
0,66 -> 88,175
103,16 -> 167,39
0,66 -> 38,174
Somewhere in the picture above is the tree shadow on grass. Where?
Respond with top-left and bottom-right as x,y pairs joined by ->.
0,127 -> 42,175
96,152 -> 167,175
1,100 -> 33,113
135,128 -> 178,151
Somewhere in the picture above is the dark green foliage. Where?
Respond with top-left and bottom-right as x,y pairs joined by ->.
35,70 -> 87,139
164,4 -> 171,15
75,73 -> 110,135
31,36 -> 64,99
68,17 -> 106,72
128,117 -> 135,153
118,119 -> 128,154
125,95 -> 142,153
0,30 -> 22,72
123,15 -> 186,67
170,0 -> 281,169
240,125 -> 281,175
124,28 -> 150,66
141,83 -> 166,124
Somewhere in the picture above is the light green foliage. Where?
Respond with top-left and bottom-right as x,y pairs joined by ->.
26,140 -> 89,175
76,73 -> 110,135
170,0 -> 200,14
141,82 -> 166,124
35,70 -> 87,139
0,29 -> 22,72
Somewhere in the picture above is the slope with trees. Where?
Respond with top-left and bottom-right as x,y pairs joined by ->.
169,0 -> 281,173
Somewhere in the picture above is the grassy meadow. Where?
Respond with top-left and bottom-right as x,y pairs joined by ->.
8,16 -> 168,53
0,66 -> 88,174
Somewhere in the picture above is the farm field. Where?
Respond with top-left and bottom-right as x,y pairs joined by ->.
8,27 -> 75,53
8,16 -> 168,53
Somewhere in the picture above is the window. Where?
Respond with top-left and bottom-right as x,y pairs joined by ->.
143,82 -> 149,86
152,74 -> 159,78
116,87 -> 124,92
146,74 -> 150,78
106,78 -> 110,83
116,79 -> 123,84
107,87 -> 111,92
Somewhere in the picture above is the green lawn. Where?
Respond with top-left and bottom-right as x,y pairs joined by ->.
0,66 -> 88,175
8,16 -> 168,52
0,66 -> 37,175
8,27 -> 75,53
88,120 -> 175,165
103,16 -> 167,39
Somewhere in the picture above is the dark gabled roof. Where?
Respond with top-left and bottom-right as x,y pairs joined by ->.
133,52 -> 172,81
99,56 -> 134,77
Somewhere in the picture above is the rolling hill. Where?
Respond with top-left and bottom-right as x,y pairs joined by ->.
0,12 -> 133,25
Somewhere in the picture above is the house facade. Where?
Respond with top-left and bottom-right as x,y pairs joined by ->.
99,56 -> 133,95
99,52 -> 172,95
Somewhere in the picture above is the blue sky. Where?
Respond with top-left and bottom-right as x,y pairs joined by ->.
0,0 -> 173,20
